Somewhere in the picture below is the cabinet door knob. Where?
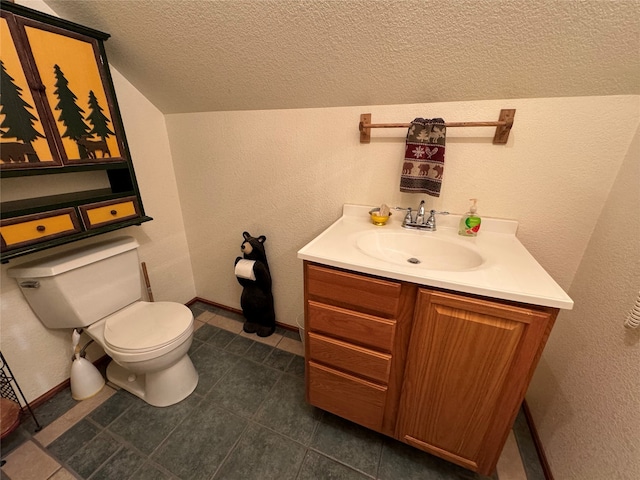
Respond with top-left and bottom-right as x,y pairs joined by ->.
110,209 -> 118,216
36,225 -> 46,232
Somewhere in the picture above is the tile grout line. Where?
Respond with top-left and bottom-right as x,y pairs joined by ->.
374,437 -> 385,480
33,386 -> 118,449
292,418 -> 324,480
306,446 -> 377,479
28,405 -> 117,480
128,394 -> 209,480
3,439 -> 67,480
207,420 -> 254,480
58,419 -> 129,480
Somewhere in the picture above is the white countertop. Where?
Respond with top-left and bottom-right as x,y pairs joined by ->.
297,204 -> 573,310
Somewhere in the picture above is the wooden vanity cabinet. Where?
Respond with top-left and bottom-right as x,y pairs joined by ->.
303,261 -> 558,476
0,2 -> 151,261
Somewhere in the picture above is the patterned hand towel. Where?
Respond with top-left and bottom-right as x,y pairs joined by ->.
400,118 -> 446,196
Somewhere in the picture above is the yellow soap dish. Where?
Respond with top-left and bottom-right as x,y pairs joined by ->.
369,208 -> 392,226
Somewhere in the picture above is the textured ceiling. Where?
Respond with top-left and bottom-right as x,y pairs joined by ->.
42,0 -> 640,114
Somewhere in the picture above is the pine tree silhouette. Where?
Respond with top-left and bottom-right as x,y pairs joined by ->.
0,60 -> 43,162
86,90 -> 114,141
52,64 -> 90,158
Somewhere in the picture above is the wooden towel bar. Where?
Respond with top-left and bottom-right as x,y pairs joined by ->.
359,109 -> 516,145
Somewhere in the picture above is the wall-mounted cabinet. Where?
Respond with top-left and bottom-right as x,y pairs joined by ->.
0,1 -> 151,261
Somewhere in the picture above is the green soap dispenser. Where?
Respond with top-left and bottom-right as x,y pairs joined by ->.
459,199 -> 481,237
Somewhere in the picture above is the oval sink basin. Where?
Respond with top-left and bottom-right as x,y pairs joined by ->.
356,231 -> 485,271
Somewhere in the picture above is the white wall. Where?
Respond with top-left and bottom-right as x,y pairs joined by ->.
527,123 -> 640,479
166,96 -> 638,328
0,0 -> 195,403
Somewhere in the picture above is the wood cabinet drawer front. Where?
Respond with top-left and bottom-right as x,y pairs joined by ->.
308,301 -> 395,352
309,332 -> 392,384
80,197 -> 140,229
308,362 -> 387,432
306,264 -> 401,317
0,209 -> 81,249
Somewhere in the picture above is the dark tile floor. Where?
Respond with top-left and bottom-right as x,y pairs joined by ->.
1,302 -> 543,480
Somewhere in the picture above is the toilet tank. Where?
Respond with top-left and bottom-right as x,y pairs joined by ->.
7,237 -> 142,329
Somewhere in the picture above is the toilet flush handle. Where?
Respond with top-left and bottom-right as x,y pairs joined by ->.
19,280 -> 40,289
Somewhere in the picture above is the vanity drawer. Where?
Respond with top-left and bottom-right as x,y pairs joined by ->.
308,361 -> 387,432
308,301 -> 396,352
0,208 -> 81,251
308,332 -> 391,384
306,264 -> 402,317
79,197 -> 140,229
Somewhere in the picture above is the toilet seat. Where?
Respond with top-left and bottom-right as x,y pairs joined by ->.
103,301 -> 193,354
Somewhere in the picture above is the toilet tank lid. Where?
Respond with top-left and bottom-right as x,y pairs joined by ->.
7,237 -> 139,278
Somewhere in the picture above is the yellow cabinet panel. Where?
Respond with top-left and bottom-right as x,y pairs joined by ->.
24,23 -> 122,163
0,208 -> 81,248
79,197 -> 140,229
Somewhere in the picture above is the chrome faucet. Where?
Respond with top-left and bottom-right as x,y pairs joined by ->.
415,200 -> 426,225
399,201 -> 449,231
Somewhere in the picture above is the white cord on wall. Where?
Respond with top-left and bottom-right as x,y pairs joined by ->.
624,291 -> 640,329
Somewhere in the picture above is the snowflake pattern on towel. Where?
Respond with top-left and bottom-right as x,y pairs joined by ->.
401,118 -> 446,196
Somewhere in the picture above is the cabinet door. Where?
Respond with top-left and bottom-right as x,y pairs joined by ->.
17,17 -> 125,165
0,13 -> 62,169
396,289 -> 553,474
2,11 -> 126,169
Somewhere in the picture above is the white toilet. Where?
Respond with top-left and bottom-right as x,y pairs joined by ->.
8,236 -> 198,407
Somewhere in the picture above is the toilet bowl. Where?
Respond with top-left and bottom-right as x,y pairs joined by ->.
85,301 -> 198,406
7,236 -> 199,407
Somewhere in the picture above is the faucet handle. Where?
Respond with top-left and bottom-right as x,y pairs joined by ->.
395,207 -> 413,225
424,210 -> 449,231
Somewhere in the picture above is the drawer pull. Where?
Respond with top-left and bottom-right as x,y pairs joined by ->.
110,209 -> 118,216
19,281 -> 40,289
36,225 -> 46,232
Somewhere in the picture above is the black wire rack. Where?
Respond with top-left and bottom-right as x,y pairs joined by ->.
0,351 -> 42,436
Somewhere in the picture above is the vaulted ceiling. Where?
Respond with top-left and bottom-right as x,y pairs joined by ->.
43,0 -> 640,114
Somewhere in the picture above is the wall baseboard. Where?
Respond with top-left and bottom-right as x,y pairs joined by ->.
522,399 -> 554,480
187,297 -> 298,332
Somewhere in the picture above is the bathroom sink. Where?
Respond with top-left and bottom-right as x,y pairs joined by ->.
356,231 -> 485,271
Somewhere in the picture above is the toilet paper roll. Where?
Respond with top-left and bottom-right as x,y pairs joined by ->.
235,259 -> 256,280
